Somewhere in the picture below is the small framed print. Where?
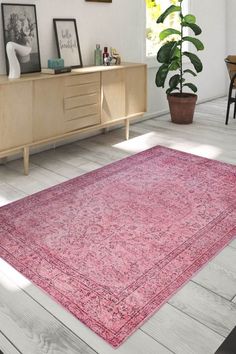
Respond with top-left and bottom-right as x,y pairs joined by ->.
1,3 -> 41,74
53,19 -> 83,68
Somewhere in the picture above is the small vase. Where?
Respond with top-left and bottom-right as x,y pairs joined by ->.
7,42 -> 32,79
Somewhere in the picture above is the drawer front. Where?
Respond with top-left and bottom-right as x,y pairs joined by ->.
65,83 -> 100,98
65,73 -> 100,86
64,114 -> 100,133
63,72 -> 101,133
64,92 -> 99,110
65,104 -> 100,122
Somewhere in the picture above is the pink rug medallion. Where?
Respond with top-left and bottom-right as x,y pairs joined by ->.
0,146 -> 236,347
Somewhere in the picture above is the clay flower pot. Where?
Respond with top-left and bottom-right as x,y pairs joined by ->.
167,93 -> 197,124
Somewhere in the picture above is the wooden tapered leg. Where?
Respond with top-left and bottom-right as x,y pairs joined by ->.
125,119 -> 130,140
23,146 -> 29,175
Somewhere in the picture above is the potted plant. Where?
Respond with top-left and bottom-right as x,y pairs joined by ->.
155,0 -> 204,124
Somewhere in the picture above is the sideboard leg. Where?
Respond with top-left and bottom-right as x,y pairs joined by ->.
23,147 -> 29,175
125,119 -> 130,140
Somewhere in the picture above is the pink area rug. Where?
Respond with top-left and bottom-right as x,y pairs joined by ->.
0,146 -> 236,347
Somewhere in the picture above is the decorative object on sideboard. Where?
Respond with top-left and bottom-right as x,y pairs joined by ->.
110,47 -> 121,65
1,3 -> 41,74
103,46 -> 110,65
41,66 -> 71,75
94,44 -> 102,66
53,18 -> 83,68
41,57 -> 71,75
48,58 -> 64,69
101,46 -> 121,66
6,42 -> 32,79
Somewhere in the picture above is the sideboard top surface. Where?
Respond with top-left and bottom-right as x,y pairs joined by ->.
0,62 -> 146,85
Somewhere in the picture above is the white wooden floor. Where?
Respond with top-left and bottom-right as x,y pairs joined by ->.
0,97 -> 236,354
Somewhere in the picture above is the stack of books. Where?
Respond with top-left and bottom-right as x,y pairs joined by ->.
41,66 -> 71,75
41,58 -> 71,75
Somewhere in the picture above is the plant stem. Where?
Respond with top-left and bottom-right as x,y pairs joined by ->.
180,1 -> 183,94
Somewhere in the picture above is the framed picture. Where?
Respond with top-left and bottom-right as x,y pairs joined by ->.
53,19 -> 83,68
1,3 -> 41,74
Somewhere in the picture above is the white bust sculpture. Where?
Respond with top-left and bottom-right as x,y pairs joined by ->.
6,42 -> 32,80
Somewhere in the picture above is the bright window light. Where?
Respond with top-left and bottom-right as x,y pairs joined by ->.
146,0 -> 189,58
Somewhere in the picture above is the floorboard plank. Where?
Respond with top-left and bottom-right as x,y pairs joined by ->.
192,251 -> 236,300
141,303 -> 224,354
0,271 -> 97,354
229,239 -> 236,249
0,183 -> 26,207
169,281 -> 236,337
0,332 -> 20,354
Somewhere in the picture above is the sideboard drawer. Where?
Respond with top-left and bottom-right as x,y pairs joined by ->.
64,114 -> 100,133
64,92 -> 100,110
65,104 -> 100,121
65,73 -> 100,87
65,83 -> 100,98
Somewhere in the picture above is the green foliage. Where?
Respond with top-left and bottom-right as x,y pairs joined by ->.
156,5 -> 181,24
183,22 -> 202,35
183,52 -> 203,72
155,0 -> 204,94
157,41 -> 178,63
159,28 -> 181,40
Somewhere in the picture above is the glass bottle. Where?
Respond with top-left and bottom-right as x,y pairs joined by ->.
103,47 -> 110,65
94,44 -> 102,66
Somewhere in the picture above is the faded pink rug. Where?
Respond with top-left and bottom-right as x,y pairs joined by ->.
0,146 -> 236,347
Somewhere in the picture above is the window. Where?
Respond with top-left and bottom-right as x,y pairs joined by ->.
146,0 -> 187,58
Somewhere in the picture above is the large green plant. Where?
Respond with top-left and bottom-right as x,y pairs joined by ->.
155,0 -> 204,94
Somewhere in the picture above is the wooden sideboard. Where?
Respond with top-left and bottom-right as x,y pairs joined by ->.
0,62 -> 147,175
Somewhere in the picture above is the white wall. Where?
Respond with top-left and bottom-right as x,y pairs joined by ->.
191,0 -> 227,102
226,0 -> 236,54
0,0 -> 227,118
0,0 -> 143,71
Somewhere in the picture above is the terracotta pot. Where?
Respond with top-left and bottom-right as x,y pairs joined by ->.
167,93 -> 197,124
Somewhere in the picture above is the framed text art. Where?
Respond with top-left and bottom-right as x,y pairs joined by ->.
1,3 -> 41,74
53,19 -> 83,68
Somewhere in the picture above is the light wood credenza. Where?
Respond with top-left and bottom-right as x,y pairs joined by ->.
0,62 -> 147,175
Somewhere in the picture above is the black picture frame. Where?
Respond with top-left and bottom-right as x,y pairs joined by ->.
53,19 -> 83,69
1,3 -> 41,74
